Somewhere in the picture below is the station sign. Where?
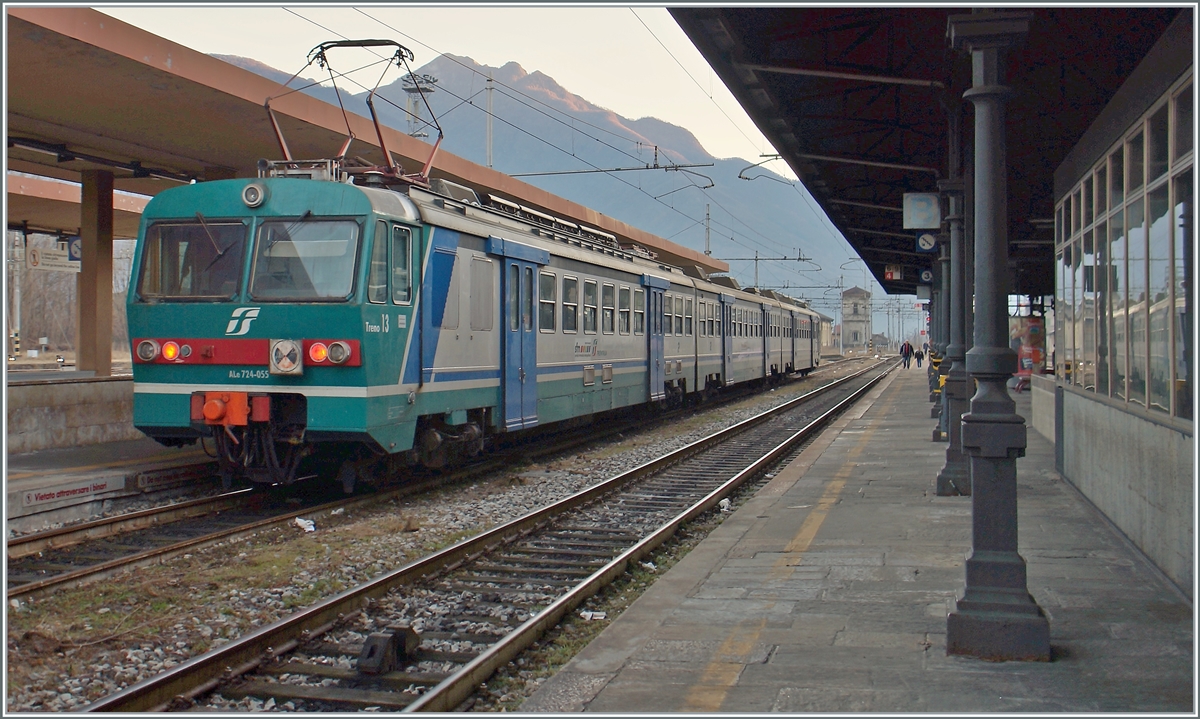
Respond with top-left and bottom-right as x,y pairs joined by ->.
26,247 -> 81,273
916,231 -> 938,253
903,193 -> 941,229
884,264 -> 904,281
920,269 -> 934,283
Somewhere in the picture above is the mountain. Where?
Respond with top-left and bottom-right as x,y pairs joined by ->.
213,52 -> 858,315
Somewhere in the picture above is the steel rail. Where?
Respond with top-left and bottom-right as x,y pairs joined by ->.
13,361 -> 855,601
406,360 -> 894,711
85,360 -> 888,712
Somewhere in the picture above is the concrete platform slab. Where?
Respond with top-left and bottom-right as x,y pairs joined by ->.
521,367 -> 1193,713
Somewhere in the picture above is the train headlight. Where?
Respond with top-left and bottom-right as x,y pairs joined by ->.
269,339 -> 303,375
162,341 -> 181,361
136,339 -> 160,362
242,183 -> 267,208
327,341 -> 351,364
308,342 -> 328,363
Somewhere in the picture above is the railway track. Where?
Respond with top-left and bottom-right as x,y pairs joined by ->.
84,359 -> 893,712
9,360 -> 867,602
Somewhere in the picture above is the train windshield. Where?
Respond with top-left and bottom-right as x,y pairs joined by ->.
250,219 -> 360,301
136,221 -> 247,301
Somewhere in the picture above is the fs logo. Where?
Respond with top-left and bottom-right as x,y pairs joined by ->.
225,307 -> 261,336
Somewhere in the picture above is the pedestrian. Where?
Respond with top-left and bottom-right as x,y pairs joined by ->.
900,340 -> 914,368
915,348 -> 924,368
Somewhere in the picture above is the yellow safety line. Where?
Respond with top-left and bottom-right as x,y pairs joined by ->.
680,380 -> 894,711
7,449 -> 208,481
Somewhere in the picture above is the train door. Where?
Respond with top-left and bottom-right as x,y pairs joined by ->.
489,236 -> 550,431
502,259 -> 537,430
644,275 -> 669,401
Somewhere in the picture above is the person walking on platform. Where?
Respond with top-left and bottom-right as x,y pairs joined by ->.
915,348 -> 924,368
900,340 -> 914,369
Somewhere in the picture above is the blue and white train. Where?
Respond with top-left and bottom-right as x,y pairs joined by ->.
127,158 -> 821,491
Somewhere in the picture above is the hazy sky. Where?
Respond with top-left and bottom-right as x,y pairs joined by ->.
99,6 -> 794,177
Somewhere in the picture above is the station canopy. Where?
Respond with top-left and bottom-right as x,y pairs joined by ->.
671,7 -> 1181,296
6,7 -> 724,272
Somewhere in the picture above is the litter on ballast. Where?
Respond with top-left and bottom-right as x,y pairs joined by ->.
294,517 -> 316,532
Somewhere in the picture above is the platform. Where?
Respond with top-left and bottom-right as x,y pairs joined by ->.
6,436 -> 215,534
523,366 -> 1194,712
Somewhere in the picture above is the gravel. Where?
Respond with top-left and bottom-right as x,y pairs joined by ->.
6,367 -> 855,712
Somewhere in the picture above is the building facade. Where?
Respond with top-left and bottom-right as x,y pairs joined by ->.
841,286 -> 872,353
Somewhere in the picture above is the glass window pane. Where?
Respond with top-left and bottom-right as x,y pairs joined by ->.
1072,189 -> 1081,236
1083,177 -> 1093,228
1175,83 -> 1193,161
1056,250 -> 1067,381
1127,198 -> 1147,404
634,289 -> 645,335
1056,205 -> 1064,245
562,277 -> 578,333
1081,230 -> 1096,389
602,284 -> 615,334
1148,104 -> 1170,183
1095,220 -> 1110,395
391,227 -> 411,304
1071,241 -> 1083,386
368,221 -> 388,303
1148,185 -> 1171,411
509,265 -> 520,331
523,267 -> 534,331
674,296 -> 684,335
1110,211 -> 1127,399
619,286 -> 631,334
1095,166 -> 1107,215
539,272 -> 556,332
251,219 -> 360,301
1110,147 -> 1125,207
1128,131 -> 1145,193
584,280 -> 598,334
1174,170 -> 1193,419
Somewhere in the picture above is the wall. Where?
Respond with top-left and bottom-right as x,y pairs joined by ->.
1029,373 -> 1056,443
7,377 -> 142,453
1059,387 -> 1193,597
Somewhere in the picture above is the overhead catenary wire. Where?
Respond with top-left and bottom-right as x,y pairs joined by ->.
284,7 -> 825,278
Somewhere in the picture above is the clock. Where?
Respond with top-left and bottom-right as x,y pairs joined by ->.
917,233 -> 938,252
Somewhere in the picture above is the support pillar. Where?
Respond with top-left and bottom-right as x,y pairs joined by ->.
78,169 -> 114,377
946,10 -> 1049,661
937,179 -> 970,494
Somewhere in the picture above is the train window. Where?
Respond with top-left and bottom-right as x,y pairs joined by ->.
138,220 -> 246,300
470,257 -> 494,331
662,294 -> 672,336
539,272 -> 556,333
602,284 -> 615,334
685,299 -> 693,335
674,296 -> 684,335
583,280 -> 598,334
524,267 -> 534,332
368,221 -> 388,303
708,303 -> 715,337
509,265 -> 520,331
391,225 -> 412,304
634,289 -> 645,334
442,250 -> 460,330
562,277 -> 579,333
619,286 -> 631,334
250,219 -> 360,301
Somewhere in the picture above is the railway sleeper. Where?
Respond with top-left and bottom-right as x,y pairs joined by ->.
262,661 -> 450,687
222,679 -> 417,710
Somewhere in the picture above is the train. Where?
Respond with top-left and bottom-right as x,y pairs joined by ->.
127,157 -> 822,492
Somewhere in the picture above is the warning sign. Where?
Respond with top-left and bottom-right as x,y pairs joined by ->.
26,247 -> 81,273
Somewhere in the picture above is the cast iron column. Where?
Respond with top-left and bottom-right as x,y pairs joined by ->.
937,180 -> 970,494
946,10 -> 1049,661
